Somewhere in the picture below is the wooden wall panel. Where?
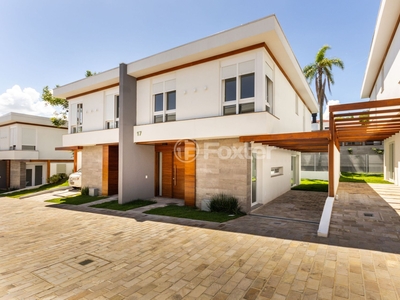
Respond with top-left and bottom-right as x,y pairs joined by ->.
184,141 -> 196,206
161,151 -> 173,198
102,145 -> 109,196
108,145 -> 119,195
102,145 -> 119,196
173,158 -> 185,200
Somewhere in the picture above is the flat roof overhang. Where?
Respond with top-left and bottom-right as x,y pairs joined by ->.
53,15 -> 317,113
55,146 -> 83,151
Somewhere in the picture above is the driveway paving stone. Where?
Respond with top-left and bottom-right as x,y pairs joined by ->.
0,182 -> 400,299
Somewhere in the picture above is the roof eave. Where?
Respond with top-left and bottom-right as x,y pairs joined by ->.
361,0 -> 400,99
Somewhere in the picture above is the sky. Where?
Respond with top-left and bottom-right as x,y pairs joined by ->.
0,0 -> 381,118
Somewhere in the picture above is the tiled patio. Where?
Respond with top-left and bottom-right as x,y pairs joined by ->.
1,182 -> 400,299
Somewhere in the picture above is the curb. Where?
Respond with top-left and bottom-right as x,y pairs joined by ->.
20,187 -> 75,199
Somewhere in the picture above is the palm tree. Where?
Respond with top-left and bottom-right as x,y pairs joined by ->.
303,45 -> 344,130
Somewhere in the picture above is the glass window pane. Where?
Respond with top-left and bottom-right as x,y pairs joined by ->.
167,91 -> 176,110
154,115 -> 163,123
154,94 -> 163,112
166,113 -> 176,122
240,73 -> 254,99
224,78 -> 236,101
239,102 -> 254,114
223,105 -> 236,115
116,96 -> 119,118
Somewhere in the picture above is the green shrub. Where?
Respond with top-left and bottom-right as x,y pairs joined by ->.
47,173 -> 68,184
208,193 -> 242,215
81,186 -> 89,196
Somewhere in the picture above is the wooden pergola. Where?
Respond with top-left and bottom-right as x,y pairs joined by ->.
240,98 -> 400,197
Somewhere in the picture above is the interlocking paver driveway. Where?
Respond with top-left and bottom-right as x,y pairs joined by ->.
1,184 -> 400,299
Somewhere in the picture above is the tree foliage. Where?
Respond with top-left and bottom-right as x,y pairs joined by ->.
41,85 -> 68,127
42,71 -> 97,127
303,45 -> 344,130
85,70 -> 97,77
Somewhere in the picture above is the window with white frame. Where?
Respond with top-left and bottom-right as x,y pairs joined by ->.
265,76 -> 274,113
70,103 -> 83,133
105,95 -> 119,129
295,94 -> 299,115
21,128 -> 36,150
222,60 -> 255,115
271,166 -> 283,177
153,79 -> 176,123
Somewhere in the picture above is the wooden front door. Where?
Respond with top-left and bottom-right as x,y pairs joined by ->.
155,141 -> 195,203
158,149 -> 185,199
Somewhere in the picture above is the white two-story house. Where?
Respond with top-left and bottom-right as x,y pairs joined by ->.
361,0 -> 400,185
54,15 -> 318,212
0,113 -> 74,189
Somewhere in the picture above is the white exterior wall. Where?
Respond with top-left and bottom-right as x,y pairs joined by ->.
68,86 -> 119,133
0,123 -> 70,160
135,48 -> 312,142
256,145 -> 293,204
384,133 -> 400,184
35,126 -> 72,160
370,24 -> 400,100
49,162 -> 74,177
370,22 -> 400,185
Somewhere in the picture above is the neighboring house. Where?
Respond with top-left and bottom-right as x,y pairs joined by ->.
0,113 -> 74,190
360,0 -> 400,185
54,15 -> 318,212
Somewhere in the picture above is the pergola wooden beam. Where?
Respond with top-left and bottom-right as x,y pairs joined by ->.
330,98 -> 400,112
335,115 -> 400,124
334,107 -> 400,118
336,119 -> 400,127
337,127 -> 400,134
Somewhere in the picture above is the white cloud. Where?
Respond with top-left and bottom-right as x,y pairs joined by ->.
323,100 -> 341,120
0,85 -> 56,117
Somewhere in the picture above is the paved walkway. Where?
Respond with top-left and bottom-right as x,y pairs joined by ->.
0,183 -> 400,299
251,190 -> 327,223
328,182 -> 400,253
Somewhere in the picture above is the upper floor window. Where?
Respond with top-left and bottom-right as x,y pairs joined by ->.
22,128 -> 36,150
105,95 -> 119,129
265,76 -> 274,114
295,94 -> 299,115
222,60 -> 255,115
153,79 -> 176,123
70,103 -> 83,133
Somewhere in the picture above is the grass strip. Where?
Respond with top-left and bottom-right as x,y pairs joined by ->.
144,205 -> 244,223
91,199 -> 156,211
45,194 -> 106,205
2,179 -> 69,198
291,179 -> 328,192
292,173 -> 392,192
339,172 -> 392,184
